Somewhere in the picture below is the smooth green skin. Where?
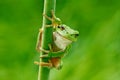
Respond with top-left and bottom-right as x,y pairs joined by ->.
45,23 -> 79,58
39,13 -> 79,69
52,16 -> 79,42
44,24 -> 79,69
40,13 -> 79,58
55,24 -> 79,41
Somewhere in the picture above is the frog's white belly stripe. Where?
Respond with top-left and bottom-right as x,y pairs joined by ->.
53,32 -> 72,50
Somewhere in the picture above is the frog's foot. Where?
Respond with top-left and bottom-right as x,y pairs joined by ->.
56,61 -> 63,70
39,47 -> 50,54
57,64 -> 63,70
34,61 -> 52,68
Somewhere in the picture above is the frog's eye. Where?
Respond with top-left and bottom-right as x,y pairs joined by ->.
57,25 -> 65,31
61,26 -> 65,30
57,26 -> 60,28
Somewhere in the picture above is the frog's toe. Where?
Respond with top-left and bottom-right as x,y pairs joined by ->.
56,61 -> 63,70
57,65 -> 63,70
40,54 -> 49,58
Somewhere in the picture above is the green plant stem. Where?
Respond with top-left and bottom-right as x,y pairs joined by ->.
38,0 -> 56,80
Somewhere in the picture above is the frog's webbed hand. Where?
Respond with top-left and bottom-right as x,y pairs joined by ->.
43,10 -> 61,28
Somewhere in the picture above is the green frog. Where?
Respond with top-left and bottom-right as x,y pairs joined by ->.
35,11 -> 79,70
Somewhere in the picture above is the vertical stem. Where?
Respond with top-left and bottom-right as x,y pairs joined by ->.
38,0 -> 56,80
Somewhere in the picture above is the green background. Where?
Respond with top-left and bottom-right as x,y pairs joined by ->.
0,0 -> 120,80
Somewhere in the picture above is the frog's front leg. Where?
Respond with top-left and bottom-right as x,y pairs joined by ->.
43,10 -> 56,22
43,10 -> 61,28
43,13 -> 52,21
43,11 -> 54,28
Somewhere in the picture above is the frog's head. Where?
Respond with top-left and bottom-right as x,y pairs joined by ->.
56,24 -> 79,41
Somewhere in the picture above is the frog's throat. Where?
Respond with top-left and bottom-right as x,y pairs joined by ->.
53,32 -> 72,50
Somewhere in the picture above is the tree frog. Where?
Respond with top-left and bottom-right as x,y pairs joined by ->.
35,11 -> 79,70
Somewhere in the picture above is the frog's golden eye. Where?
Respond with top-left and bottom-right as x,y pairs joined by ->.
61,26 -> 65,30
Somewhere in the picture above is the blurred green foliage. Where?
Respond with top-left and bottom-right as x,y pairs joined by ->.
0,0 -> 120,80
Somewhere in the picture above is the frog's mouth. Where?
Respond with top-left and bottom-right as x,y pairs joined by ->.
55,32 -> 72,42
57,32 -> 79,41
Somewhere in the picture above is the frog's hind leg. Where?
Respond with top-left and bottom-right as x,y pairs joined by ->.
36,29 -> 43,52
34,61 -> 52,68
